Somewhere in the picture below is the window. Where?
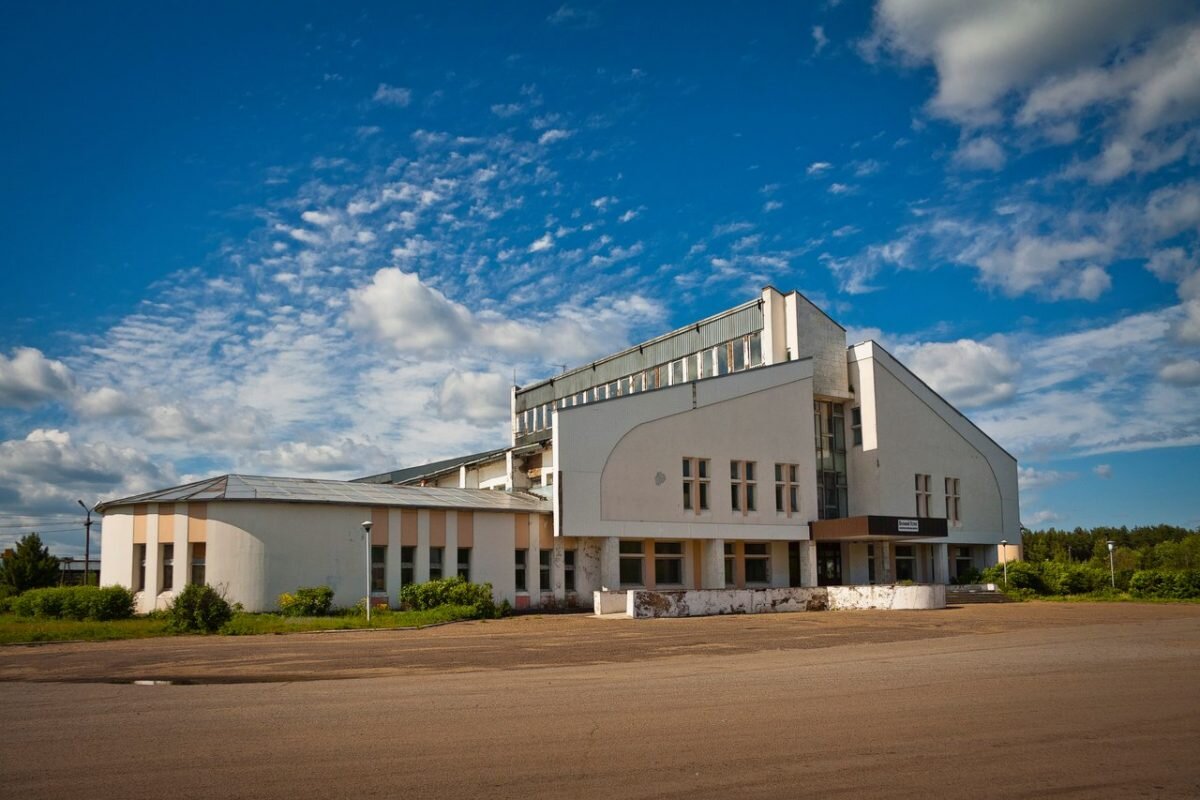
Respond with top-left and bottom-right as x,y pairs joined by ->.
744,543 -> 770,584
748,332 -> 763,367
700,349 -> 714,379
775,463 -> 800,515
457,547 -> 471,581
135,544 -> 146,592
619,540 -> 644,586
851,407 -> 863,446
814,401 -> 848,519
732,338 -> 746,371
539,550 -> 553,593
401,546 -> 415,586
717,344 -> 730,376
915,474 -> 932,517
371,545 -> 387,593
670,358 -> 685,385
190,543 -> 206,586
654,542 -> 684,585
514,549 -> 528,592
161,544 -> 174,591
682,457 -> 710,512
867,543 -> 876,584
895,545 -> 916,581
724,542 -> 735,587
945,477 -> 961,526
955,546 -> 973,578
429,547 -> 444,580
564,550 -> 576,593
730,460 -> 757,514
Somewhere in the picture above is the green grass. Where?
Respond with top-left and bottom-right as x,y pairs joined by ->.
0,605 -> 480,644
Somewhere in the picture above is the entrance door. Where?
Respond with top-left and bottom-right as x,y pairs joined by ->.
787,541 -> 802,587
817,542 -> 842,586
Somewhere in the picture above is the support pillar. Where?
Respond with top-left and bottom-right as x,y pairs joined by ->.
932,542 -> 949,584
880,542 -> 893,583
600,536 -> 620,591
701,538 -> 725,589
798,540 -> 818,588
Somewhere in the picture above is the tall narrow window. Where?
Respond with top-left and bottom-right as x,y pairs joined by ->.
457,547 -> 471,580
915,474 -> 932,517
514,549 -> 528,592
190,543 -> 206,586
161,544 -> 174,592
619,540 -> 644,586
724,542 -> 735,587
135,544 -> 146,592
814,401 -> 848,519
775,463 -> 800,516
945,477 -> 961,526
730,460 -> 757,514
564,550 -> 576,593
895,545 -> 916,581
654,542 -> 684,585
732,338 -> 746,371
744,543 -> 770,584
371,545 -> 387,593
429,547 -> 444,580
400,546 -> 415,585
867,543 -> 876,584
748,332 -> 763,367
700,349 -> 714,378
670,359 -> 685,385
539,550 -> 553,593
851,407 -> 863,446
682,457 -> 711,512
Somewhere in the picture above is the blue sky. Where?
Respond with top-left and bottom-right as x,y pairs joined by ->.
2,1 -> 1199,556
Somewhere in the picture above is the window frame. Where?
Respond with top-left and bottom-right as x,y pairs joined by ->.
654,541 -> 684,586
457,547 -> 471,581
774,462 -> 800,516
619,540 -> 645,587
682,457 -> 711,513
429,546 -> 444,580
514,549 -> 528,593
730,460 -> 757,515
744,542 -> 770,585
915,474 -> 932,518
539,549 -> 553,594
370,545 -> 387,594
945,477 -> 961,526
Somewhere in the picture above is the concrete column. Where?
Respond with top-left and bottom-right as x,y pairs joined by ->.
701,538 -> 725,589
445,513 -> 458,580
932,542 -> 950,584
386,510 -> 403,605
600,536 -> 620,591
798,540 -> 818,587
880,542 -> 894,583
172,536 -> 188,593
144,510 -> 161,613
553,537 -> 566,602
416,510 -> 430,583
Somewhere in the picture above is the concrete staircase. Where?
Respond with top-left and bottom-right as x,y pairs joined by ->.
945,584 -> 1010,605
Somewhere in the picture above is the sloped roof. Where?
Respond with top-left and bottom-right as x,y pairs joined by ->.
351,446 -> 509,485
96,474 -> 550,514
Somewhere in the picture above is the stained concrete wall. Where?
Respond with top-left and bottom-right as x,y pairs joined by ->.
625,584 -> 945,617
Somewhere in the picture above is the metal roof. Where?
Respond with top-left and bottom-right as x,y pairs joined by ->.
96,474 -> 550,514
351,446 -> 509,485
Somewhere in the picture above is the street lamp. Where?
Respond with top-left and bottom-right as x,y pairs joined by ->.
361,520 -> 373,623
77,500 -> 93,587
999,539 -> 1008,586
1106,540 -> 1116,589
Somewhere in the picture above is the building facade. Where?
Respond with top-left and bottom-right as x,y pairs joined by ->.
99,287 -> 1019,613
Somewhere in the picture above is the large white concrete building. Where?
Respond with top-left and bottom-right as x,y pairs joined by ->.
99,286 -> 1019,613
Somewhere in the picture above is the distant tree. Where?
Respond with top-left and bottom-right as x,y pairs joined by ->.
0,533 -> 61,594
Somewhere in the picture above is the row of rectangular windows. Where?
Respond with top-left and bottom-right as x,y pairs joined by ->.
618,540 -> 771,587
374,546 -> 579,595
915,474 -> 962,524
682,458 -> 802,516
134,543 -> 204,593
517,332 -> 764,435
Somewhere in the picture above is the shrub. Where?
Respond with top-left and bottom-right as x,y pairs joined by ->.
278,586 -> 335,616
1129,569 -> 1200,599
9,586 -> 135,621
399,576 -> 501,619
953,568 -> 983,585
167,583 -> 234,633
1040,562 -> 1106,595
981,560 -> 1045,593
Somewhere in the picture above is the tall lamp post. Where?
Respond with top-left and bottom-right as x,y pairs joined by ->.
1106,540 -> 1116,589
999,539 -> 1008,586
361,520 -> 373,623
77,500 -> 93,587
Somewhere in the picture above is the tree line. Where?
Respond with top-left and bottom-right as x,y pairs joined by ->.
1021,524 -> 1200,573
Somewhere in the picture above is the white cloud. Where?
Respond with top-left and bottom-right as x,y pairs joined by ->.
74,387 -> 137,418
0,347 -> 73,408
1018,466 -> 1077,491
528,232 -> 555,253
812,25 -> 829,55
1159,359 -> 1200,386
972,234 -> 1112,300
954,136 -> 1006,171
763,200 -> 783,213
618,209 -> 638,223
538,128 -> 574,146
439,372 -> 510,423
894,338 -> 1019,408
373,83 -> 412,107
1093,463 -> 1113,479
806,161 -> 832,176
828,183 -> 855,195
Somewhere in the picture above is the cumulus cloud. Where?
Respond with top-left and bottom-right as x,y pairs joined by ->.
806,161 -> 832,176
0,347 -> 73,408
1093,463 -> 1113,479
537,128 -> 573,145
1159,359 -> 1200,386
812,25 -> 828,55
895,339 -> 1019,408
528,232 -> 555,253
1018,465 -> 1077,491
954,136 -> 1006,171
373,83 -> 412,107
439,372 -> 510,423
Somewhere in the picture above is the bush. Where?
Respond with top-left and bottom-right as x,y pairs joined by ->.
399,576 -> 501,619
981,560 -> 1045,593
9,586 -> 135,621
1129,569 -> 1200,599
278,586 -> 335,616
166,583 -> 234,633
1040,562 -> 1107,595
953,568 -> 983,585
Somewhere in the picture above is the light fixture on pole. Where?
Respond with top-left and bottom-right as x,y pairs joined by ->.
1106,540 -> 1116,589
77,500 -> 93,587
999,539 -> 1008,586
361,520 -> 373,623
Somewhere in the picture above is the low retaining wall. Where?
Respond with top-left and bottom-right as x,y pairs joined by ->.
593,590 -> 628,615
624,584 -> 946,618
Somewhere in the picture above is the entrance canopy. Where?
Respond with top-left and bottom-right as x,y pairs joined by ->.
811,515 -> 948,542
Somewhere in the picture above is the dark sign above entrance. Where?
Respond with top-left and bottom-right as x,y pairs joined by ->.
811,515 -> 949,540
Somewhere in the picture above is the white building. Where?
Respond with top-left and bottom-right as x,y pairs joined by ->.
99,286 -> 1019,613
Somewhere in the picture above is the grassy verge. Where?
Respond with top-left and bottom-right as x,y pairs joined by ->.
0,605 -> 480,644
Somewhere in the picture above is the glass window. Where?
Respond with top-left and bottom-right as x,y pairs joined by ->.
539,550 -> 552,593
851,407 -> 863,446
654,541 -> 684,585
514,549 -> 527,592
700,349 -> 714,378
896,545 -> 916,581
775,463 -> 800,515
190,543 -> 206,586
945,477 -> 961,525
564,550 -> 576,593
670,359 -> 684,385
135,544 -> 146,592
724,543 -> 735,587
733,339 -> 746,371
682,457 -> 710,513
161,544 -> 174,591
915,474 -> 931,517
371,545 -> 387,593
731,460 -> 757,515
401,546 -> 415,585
457,547 -> 471,581
429,547 -> 444,580
619,540 -> 644,586
744,543 -> 770,584
814,401 -> 849,520
748,332 -> 763,367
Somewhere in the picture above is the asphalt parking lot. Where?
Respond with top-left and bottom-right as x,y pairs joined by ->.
3,602 -> 1198,798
